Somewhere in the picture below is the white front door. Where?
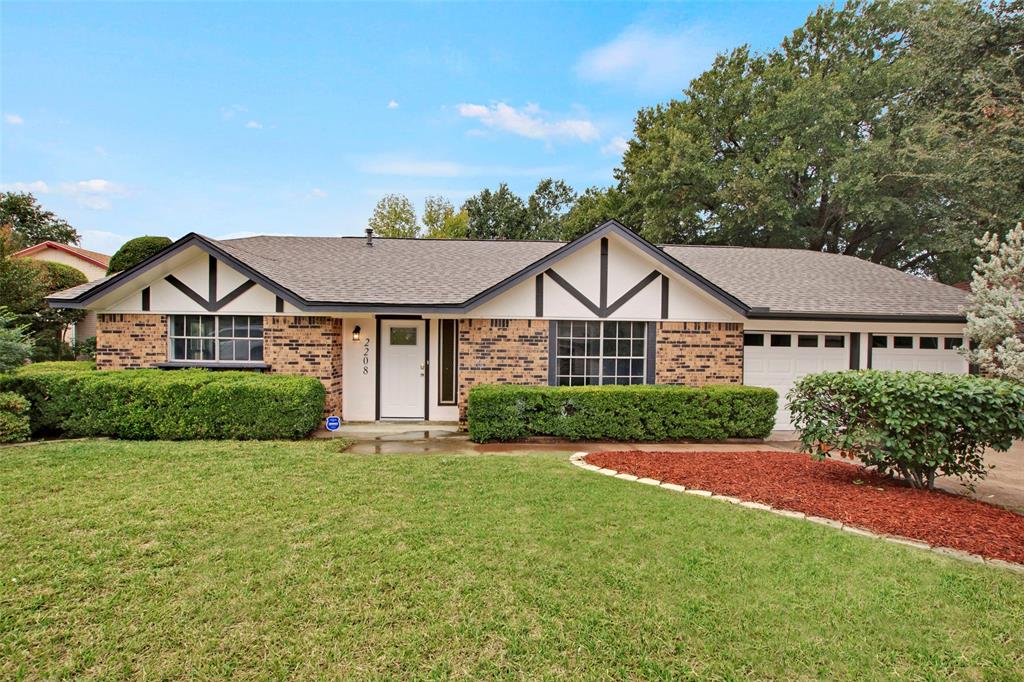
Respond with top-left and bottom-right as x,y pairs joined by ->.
743,332 -> 850,430
379,320 -> 426,419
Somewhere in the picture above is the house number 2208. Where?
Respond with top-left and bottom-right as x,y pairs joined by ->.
362,337 -> 371,375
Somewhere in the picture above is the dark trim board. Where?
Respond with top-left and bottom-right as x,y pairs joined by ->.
164,273 -> 256,312
645,321 -> 657,384
866,333 -> 874,369
547,320 -> 557,386
535,274 -> 543,317
599,238 -> 609,310
849,332 -> 861,370
544,265 -> 661,319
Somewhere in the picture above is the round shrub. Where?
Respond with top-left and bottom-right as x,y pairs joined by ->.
788,370 -> 1024,489
0,391 -> 31,443
107,236 -> 172,274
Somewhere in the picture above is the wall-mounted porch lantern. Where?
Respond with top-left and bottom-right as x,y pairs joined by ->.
352,325 -> 362,342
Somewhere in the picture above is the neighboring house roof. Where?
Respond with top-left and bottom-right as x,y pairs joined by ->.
14,241 -> 111,269
47,221 -> 968,321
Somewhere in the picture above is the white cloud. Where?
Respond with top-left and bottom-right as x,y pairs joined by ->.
601,136 -> 630,156
387,100 -> 399,109
4,113 -> 24,125
360,157 -> 466,178
244,120 -> 263,129
455,102 -> 600,143
221,104 -> 248,120
80,229 -> 128,253
309,188 -> 328,198
576,23 -> 725,93
1,178 -> 125,209
0,181 -> 50,193
357,155 -> 571,179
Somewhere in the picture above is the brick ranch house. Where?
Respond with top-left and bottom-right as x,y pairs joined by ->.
48,221 -> 970,430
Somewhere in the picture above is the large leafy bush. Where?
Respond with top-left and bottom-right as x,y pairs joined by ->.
467,384 -> 777,443
0,362 -> 325,440
789,370 -> 1024,489
0,391 -> 30,443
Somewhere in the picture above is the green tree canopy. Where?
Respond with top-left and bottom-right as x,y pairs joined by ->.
462,180 -> 580,240
368,194 -> 419,238
0,226 -> 45,320
462,183 -> 529,240
32,261 -> 87,360
107,236 -> 173,274
526,179 -> 577,240
613,0 -> 1023,282
422,196 -> 469,239
0,192 -> 80,248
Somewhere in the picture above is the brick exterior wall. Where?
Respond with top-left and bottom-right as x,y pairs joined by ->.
458,319 -> 548,420
263,316 -> 344,415
95,313 -> 343,415
655,321 -> 743,385
95,313 -> 168,369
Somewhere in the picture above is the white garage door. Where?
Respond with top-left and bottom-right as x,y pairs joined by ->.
743,332 -> 849,430
870,334 -> 969,374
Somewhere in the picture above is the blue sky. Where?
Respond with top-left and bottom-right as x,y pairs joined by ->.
2,1 -> 821,253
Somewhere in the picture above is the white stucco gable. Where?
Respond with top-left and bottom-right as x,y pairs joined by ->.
469,232 -> 743,322
99,247 -> 298,314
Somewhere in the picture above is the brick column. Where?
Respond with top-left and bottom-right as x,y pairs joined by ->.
263,316 -> 344,415
457,319 -> 548,421
655,321 -> 743,385
95,313 -> 168,369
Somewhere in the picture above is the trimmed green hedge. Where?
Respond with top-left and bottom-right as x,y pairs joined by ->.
0,391 -> 31,443
467,384 -> 778,443
0,362 -> 325,440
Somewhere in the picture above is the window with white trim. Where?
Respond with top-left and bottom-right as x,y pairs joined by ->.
554,320 -> 647,386
169,315 -> 264,362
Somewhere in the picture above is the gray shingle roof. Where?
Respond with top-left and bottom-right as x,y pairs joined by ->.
662,245 -> 968,318
217,236 -> 563,305
48,231 -> 968,319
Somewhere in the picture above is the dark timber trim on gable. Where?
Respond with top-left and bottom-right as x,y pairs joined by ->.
163,255 -> 258,312
459,221 -> 750,316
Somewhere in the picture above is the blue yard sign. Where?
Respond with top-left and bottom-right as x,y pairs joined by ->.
325,416 -> 341,431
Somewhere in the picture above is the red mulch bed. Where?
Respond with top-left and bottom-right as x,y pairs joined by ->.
585,450 -> 1024,565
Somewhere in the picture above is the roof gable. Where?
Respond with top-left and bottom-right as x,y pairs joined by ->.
14,241 -> 110,268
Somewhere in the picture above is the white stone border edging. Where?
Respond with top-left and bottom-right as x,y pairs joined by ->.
569,452 -> 1024,575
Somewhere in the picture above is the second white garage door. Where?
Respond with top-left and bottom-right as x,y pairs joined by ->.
743,332 -> 849,430
870,334 -> 969,374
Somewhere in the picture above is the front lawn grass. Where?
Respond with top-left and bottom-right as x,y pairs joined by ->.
2,440 -> 1022,679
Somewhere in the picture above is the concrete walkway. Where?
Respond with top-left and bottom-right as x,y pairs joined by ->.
334,423 -> 1024,513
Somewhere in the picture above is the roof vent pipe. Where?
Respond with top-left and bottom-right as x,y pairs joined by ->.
365,228 -> 373,246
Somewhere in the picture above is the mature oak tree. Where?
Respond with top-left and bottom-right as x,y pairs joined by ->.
612,0 -> 1023,282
